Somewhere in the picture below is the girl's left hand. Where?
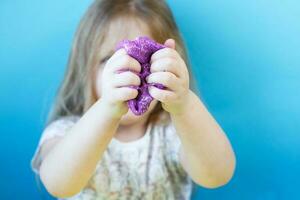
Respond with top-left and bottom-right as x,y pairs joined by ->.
146,39 -> 190,115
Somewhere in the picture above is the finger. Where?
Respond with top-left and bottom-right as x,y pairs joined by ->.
146,71 -> 180,91
164,38 -> 176,49
109,48 -> 127,62
110,55 -> 141,74
148,86 -> 177,103
113,71 -> 141,88
150,48 -> 179,64
150,57 -> 181,78
114,87 -> 138,102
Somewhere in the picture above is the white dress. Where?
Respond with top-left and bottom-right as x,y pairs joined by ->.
31,115 -> 193,200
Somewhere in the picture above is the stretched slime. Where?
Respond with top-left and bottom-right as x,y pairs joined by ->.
115,36 -> 167,115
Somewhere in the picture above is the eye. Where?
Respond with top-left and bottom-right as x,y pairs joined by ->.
100,56 -> 110,65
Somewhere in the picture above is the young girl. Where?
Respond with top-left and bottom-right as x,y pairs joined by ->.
31,0 -> 236,199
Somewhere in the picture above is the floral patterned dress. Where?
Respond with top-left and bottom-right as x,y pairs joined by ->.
31,115 -> 193,199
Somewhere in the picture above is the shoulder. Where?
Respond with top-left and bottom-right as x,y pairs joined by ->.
152,111 -> 178,139
31,115 -> 81,174
44,115 -> 80,133
151,118 -> 190,181
39,115 -> 80,144
152,119 -> 182,156
47,115 -> 80,126
154,118 -> 179,141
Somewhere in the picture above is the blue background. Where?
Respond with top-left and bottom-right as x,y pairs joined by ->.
1,0 -> 299,199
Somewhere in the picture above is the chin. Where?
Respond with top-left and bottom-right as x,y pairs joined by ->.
119,109 -> 143,125
119,100 -> 158,125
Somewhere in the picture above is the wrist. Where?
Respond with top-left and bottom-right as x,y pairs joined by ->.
169,90 -> 194,117
96,99 -> 128,120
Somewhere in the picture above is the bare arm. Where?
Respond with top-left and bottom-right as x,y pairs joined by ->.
39,100 -> 127,198
172,90 -> 236,188
39,48 -> 141,198
147,40 -> 236,188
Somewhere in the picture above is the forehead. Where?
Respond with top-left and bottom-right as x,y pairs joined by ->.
99,17 -> 152,57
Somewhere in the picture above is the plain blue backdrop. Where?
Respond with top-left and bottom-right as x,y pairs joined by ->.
1,0 -> 299,199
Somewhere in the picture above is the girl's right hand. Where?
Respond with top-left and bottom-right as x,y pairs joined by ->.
100,48 -> 141,117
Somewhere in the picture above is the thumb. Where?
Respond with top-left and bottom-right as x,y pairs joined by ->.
164,38 -> 176,49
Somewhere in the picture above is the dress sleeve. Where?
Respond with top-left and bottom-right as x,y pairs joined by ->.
163,121 -> 193,200
163,121 -> 193,197
164,121 -> 189,177
30,115 -> 80,175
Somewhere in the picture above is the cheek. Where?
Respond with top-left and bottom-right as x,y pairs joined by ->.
115,96 -> 159,125
95,67 -> 103,99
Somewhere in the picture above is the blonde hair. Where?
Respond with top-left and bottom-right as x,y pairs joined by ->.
46,0 -> 199,126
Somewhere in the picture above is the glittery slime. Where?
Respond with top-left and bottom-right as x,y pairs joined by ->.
115,36 -> 167,115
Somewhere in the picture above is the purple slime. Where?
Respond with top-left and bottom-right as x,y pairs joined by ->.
115,36 -> 167,115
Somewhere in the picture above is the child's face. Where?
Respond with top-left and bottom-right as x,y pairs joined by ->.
94,19 -> 158,125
